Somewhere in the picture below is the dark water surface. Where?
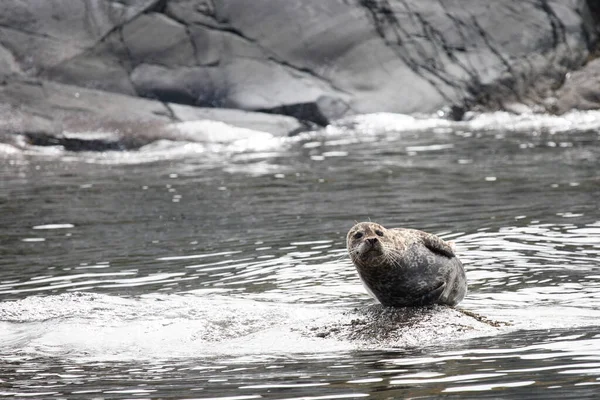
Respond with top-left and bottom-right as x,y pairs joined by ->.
1,112 -> 599,398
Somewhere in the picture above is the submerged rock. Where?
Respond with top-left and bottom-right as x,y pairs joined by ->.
305,304 -> 502,348
0,293 -> 502,358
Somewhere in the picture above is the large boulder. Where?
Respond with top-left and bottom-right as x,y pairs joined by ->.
0,0 -> 599,125
0,77 -> 304,150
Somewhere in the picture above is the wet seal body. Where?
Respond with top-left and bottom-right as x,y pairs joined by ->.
347,222 -> 467,307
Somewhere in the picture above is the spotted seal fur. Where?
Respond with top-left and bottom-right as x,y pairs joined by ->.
347,222 -> 467,307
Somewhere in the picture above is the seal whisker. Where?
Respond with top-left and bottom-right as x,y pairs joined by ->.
332,253 -> 349,263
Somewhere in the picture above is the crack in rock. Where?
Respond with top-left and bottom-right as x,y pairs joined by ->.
37,0 -> 165,74
169,14 -> 349,97
358,0 -> 458,104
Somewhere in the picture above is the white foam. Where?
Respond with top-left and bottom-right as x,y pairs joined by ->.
170,120 -> 282,152
32,224 -> 74,230
0,293 -> 498,361
6,110 -> 600,164
0,143 -> 20,154
342,110 -> 600,135
171,120 -> 267,142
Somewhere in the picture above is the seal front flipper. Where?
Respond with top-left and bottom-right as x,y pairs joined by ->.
413,281 -> 446,305
419,233 -> 455,258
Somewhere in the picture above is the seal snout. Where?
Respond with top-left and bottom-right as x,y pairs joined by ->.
366,237 -> 379,246
357,236 -> 382,258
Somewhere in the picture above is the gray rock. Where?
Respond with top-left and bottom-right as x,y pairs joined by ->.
130,64 -> 230,107
122,12 -> 196,67
305,304 -> 502,348
0,77 -> 172,149
129,57 -> 345,123
0,76 -> 305,150
204,0 -> 594,116
552,58 -> 600,113
0,0 -> 598,127
0,293 -> 503,354
0,78 -> 170,124
186,25 -> 224,66
0,44 -> 21,77
43,48 -> 137,95
168,103 -> 304,136
0,0 -> 159,73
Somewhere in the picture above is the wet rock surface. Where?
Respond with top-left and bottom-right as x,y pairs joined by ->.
1,0 -> 600,147
0,77 -> 304,150
552,57 -> 600,113
0,293 -> 503,354
305,304 -> 502,348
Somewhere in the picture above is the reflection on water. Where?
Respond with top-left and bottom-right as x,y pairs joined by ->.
0,111 -> 599,398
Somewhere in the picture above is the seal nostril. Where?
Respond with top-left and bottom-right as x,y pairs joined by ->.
367,238 -> 378,245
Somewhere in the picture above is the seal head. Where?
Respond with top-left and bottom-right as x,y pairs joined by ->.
347,222 -> 467,307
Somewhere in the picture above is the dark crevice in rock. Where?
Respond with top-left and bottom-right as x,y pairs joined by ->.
444,105 -> 466,122
535,0 -> 571,93
159,102 -> 181,122
577,10 -> 594,53
392,0 -> 466,99
469,16 -> 513,75
134,66 -> 233,108
587,0 -> 600,37
149,0 -> 168,13
359,0 -> 456,103
435,1 -> 484,89
121,58 -> 137,92
467,15 -> 525,106
410,9 -> 477,96
259,103 -> 329,127
164,10 -> 250,42
184,17 -> 348,96
0,23 -> 57,41
161,7 -> 211,66
539,0 -> 567,50
188,19 -> 242,38
135,86 -> 194,107
186,25 -> 201,64
581,0 -> 600,52
587,0 -> 600,22
394,0 -> 432,61
119,28 -> 137,73
23,133 -> 146,152
265,57 -> 350,95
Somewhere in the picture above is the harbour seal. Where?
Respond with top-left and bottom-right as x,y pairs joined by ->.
347,222 -> 467,307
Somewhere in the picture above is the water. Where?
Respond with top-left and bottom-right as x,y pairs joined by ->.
1,112 -> 599,398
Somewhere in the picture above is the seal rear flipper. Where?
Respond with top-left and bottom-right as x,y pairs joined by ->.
413,281 -> 446,306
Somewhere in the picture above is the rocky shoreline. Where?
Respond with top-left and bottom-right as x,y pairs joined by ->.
1,0 -> 599,150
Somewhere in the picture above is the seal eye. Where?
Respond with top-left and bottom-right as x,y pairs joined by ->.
353,232 -> 364,239
375,229 -> 384,237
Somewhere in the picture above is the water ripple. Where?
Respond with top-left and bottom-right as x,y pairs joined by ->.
2,111 -> 600,398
